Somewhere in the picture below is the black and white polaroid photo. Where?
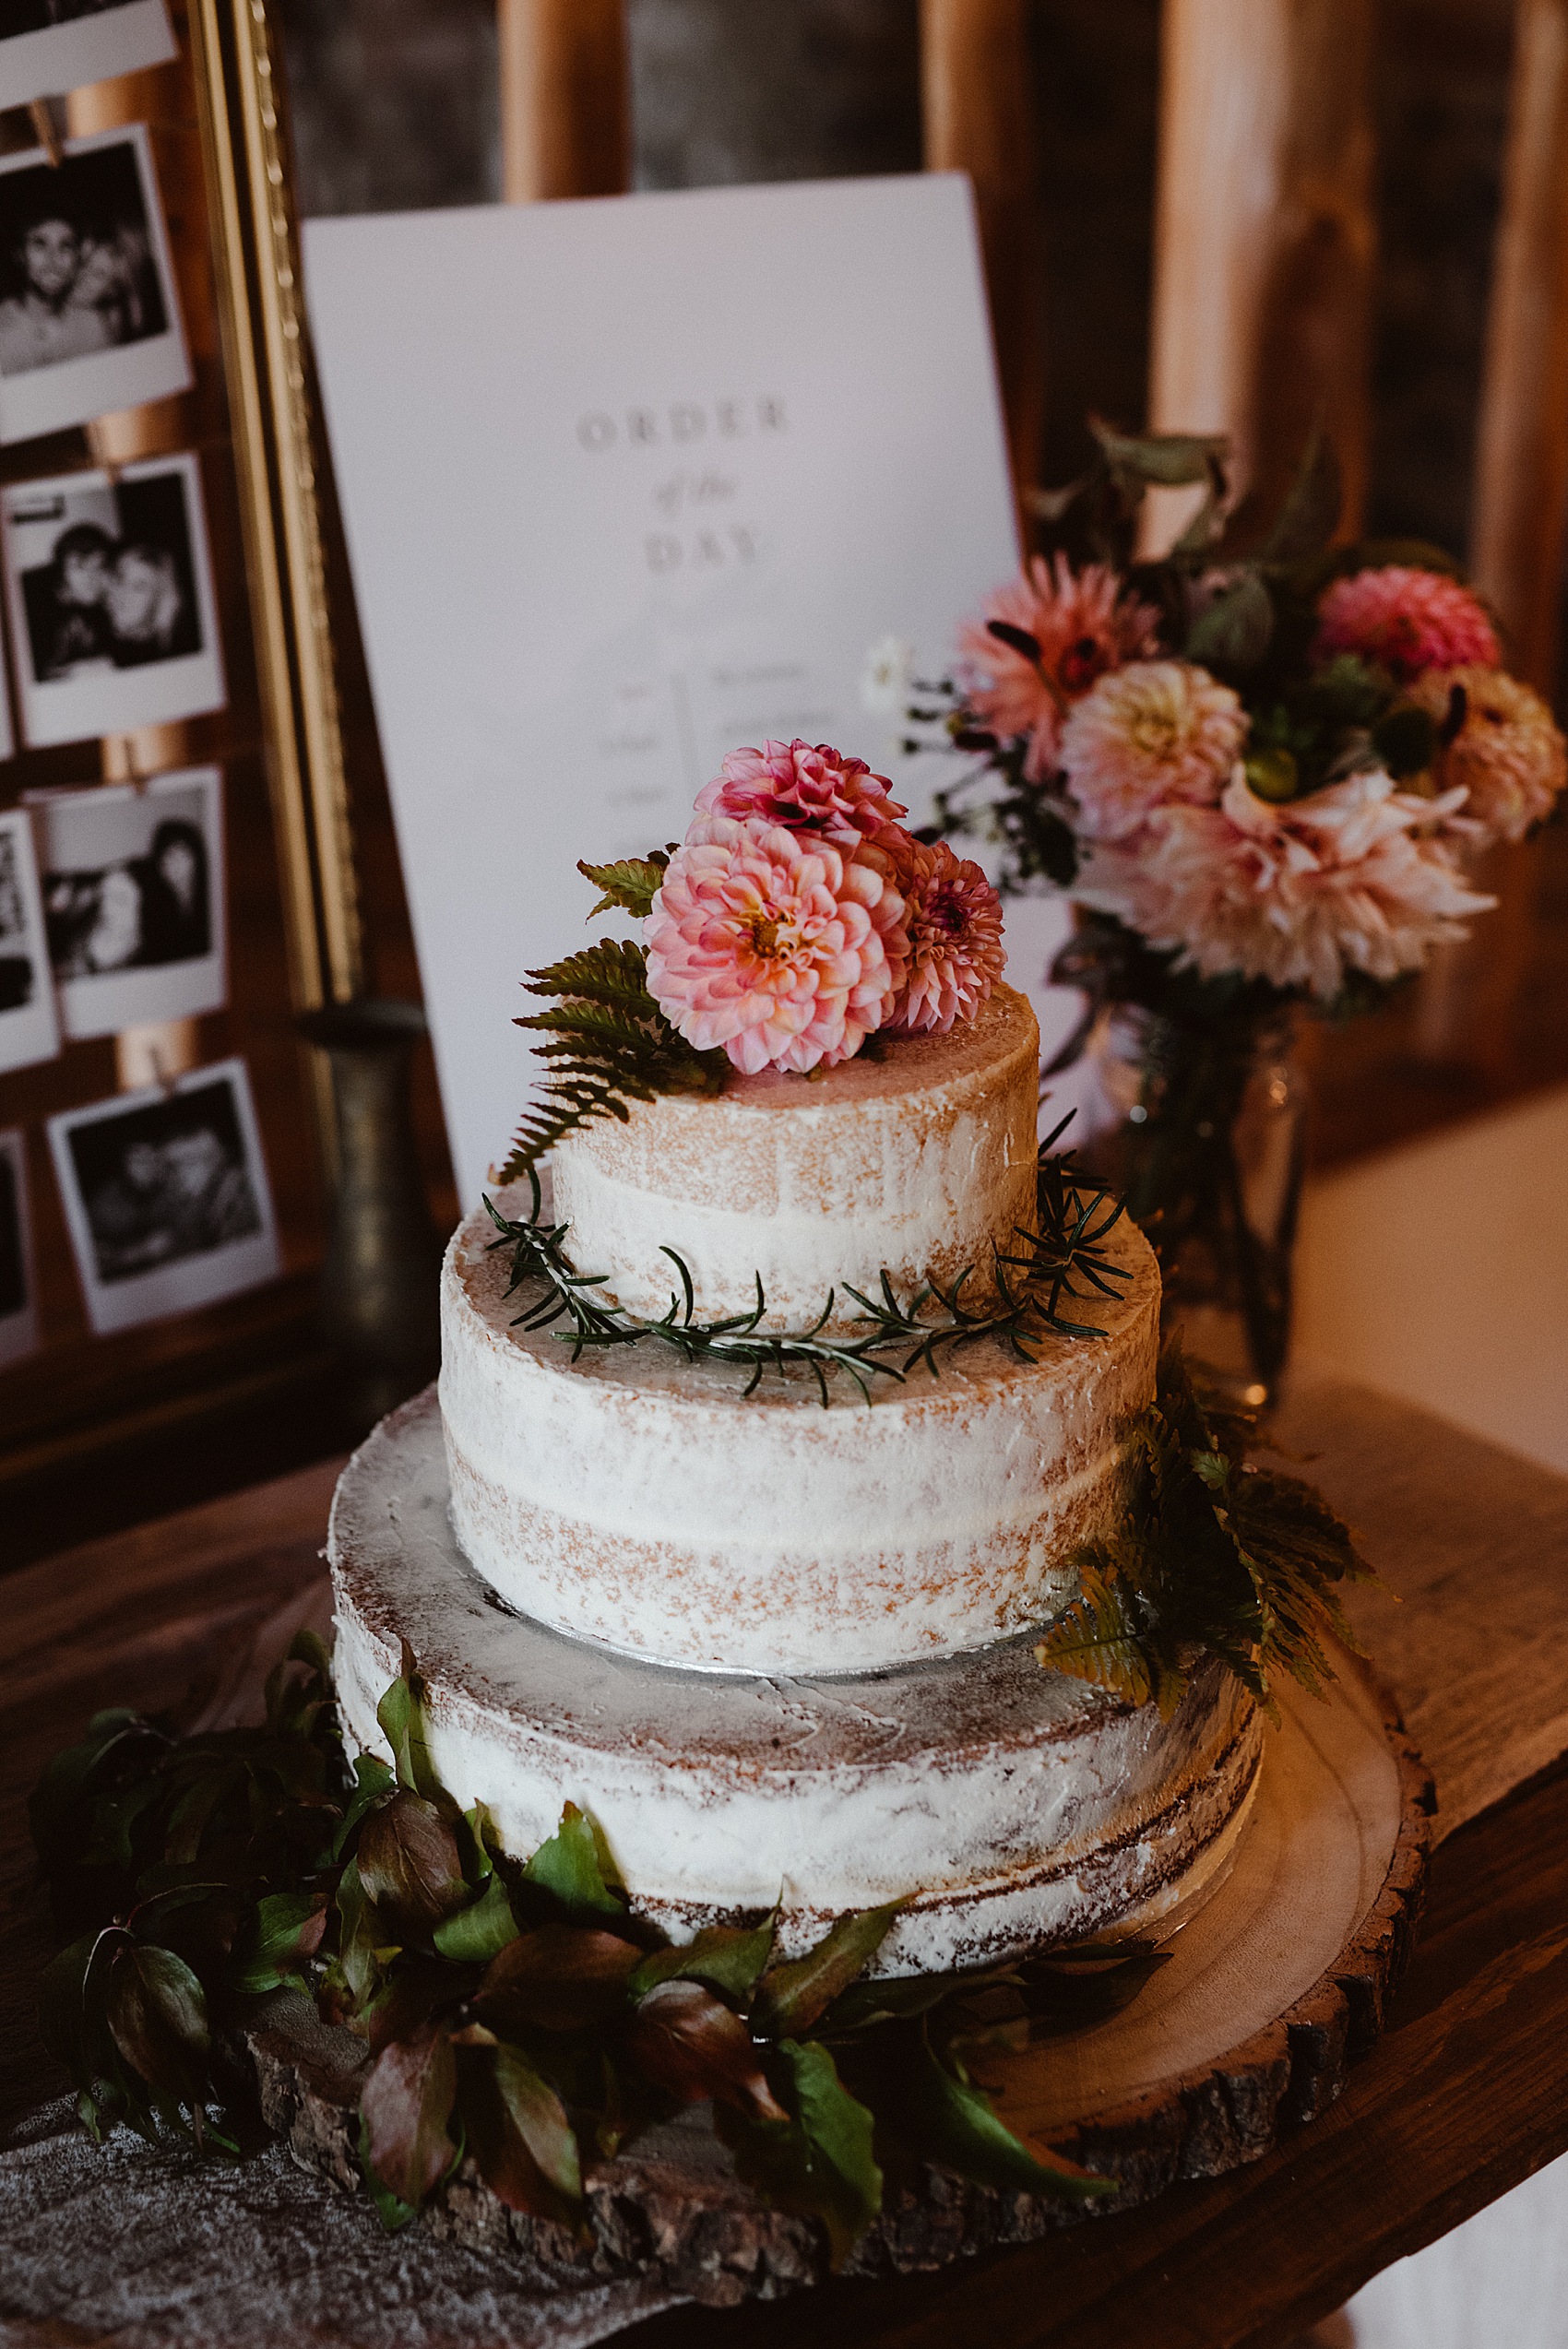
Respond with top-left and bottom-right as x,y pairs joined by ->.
2,451 -> 226,745
48,1057 -> 280,1335
26,765 -> 224,1039
0,2 -> 174,113
0,1126 -> 39,1369
0,124 -> 189,442
0,804 -> 60,1074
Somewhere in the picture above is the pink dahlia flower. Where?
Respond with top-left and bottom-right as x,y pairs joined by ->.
1406,664 -> 1567,846
877,833 -> 1007,1035
958,555 -> 1162,783
645,815 -> 909,1075
1313,565 -> 1501,682
1076,768 -> 1493,999
693,739 -> 906,843
1058,659 -> 1247,841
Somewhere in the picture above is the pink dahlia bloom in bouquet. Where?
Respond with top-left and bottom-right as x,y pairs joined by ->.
646,814 -> 909,1075
1313,564 -> 1501,682
873,831 -> 1007,1035
1059,660 -> 1247,842
957,553 -> 1161,782
1077,768 -> 1491,1000
694,738 -> 907,843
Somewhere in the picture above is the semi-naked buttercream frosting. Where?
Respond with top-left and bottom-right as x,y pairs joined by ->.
441,1181 -> 1160,1678
549,983 -> 1040,1330
331,1394 -> 1265,1974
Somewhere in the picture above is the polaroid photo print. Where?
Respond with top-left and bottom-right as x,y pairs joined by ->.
0,124 -> 188,444
0,803 -> 60,1074
0,1126 -> 39,1369
0,2 -> 174,113
26,765 -> 224,1039
2,451 -> 226,745
48,1056 -> 280,1335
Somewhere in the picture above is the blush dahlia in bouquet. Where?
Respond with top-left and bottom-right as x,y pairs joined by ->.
918,422 -> 1566,1398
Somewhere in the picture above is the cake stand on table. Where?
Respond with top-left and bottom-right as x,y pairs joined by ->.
244,1391 -> 1433,2307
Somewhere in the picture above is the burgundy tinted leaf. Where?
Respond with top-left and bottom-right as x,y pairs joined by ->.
103,1942 -> 210,2112
475,1924 -> 641,2035
625,1979 -> 786,2120
356,1791 -> 467,1933
366,1955 -> 467,2058
360,2020 -> 458,2209
464,2043 -> 582,2223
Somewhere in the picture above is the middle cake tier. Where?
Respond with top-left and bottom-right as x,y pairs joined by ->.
442,1187 -> 1161,1677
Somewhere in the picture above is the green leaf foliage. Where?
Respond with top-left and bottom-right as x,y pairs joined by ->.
1185,570 -> 1275,671
1259,426 -> 1342,565
1037,1335 -> 1377,1716
432,1870 -> 520,1963
753,1903 -> 904,2038
29,1636 -> 1173,2257
231,1892 -> 329,1994
520,1802 -> 627,1920
900,2039 -> 1112,2202
628,1916 -> 777,2004
723,2038 -> 883,2268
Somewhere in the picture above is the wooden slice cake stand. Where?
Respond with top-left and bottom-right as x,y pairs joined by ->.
248,1428 -> 1432,2307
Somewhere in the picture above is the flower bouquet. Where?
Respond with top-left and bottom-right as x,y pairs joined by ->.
918,422 -> 1567,1400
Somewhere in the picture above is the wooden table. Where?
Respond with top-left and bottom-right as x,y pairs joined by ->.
4,1379 -> 1567,2349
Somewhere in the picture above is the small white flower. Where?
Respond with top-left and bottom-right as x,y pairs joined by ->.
861,634 -> 915,716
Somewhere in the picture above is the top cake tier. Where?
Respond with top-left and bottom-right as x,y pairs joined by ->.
551,982 -> 1040,1330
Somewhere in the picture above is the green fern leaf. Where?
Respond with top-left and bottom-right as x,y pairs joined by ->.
498,934 -> 727,1183
1034,1561 -> 1172,1711
576,850 -> 674,919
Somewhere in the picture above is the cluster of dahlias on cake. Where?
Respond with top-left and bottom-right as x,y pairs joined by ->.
643,738 -> 1005,1074
932,433 -> 1566,1008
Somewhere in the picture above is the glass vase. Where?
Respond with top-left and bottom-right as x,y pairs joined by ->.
1088,1005 -> 1308,1406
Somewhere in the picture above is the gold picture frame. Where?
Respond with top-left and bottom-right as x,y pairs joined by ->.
186,0 -> 361,1021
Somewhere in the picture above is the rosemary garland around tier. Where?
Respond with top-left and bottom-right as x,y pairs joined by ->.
485,1115 -> 1132,1405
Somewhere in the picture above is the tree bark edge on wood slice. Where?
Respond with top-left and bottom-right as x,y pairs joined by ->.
243,1672 -> 1435,2310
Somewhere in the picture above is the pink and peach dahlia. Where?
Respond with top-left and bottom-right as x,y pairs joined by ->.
693,739 -> 906,844
1313,565 -> 1501,682
958,555 -> 1161,783
645,815 -> 909,1075
879,835 -> 1006,1035
1076,768 -> 1492,999
1058,659 -> 1247,841
1406,665 -> 1567,846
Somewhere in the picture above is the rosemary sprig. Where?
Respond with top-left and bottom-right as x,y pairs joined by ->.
483,1116 -> 1131,1406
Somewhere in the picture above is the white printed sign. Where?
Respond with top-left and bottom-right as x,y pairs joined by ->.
304,174 -> 1019,1203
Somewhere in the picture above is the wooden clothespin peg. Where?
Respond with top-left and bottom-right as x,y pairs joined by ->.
84,418 -> 122,488
27,100 -> 64,168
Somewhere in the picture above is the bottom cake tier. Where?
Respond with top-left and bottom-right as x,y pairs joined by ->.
329,1389 -> 1266,1975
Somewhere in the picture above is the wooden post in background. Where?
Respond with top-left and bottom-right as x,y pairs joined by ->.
920,0 -> 1042,500
498,0 -> 630,203
1412,0 -> 1568,1071
1144,0 -> 1376,551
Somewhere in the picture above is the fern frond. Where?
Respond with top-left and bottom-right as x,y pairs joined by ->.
1035,1561 -> 1172,1712
500,933 -> 727,1182
576,850 -> 675,919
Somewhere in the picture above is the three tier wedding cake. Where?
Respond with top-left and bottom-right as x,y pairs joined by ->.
328,741 -> 1265,1975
